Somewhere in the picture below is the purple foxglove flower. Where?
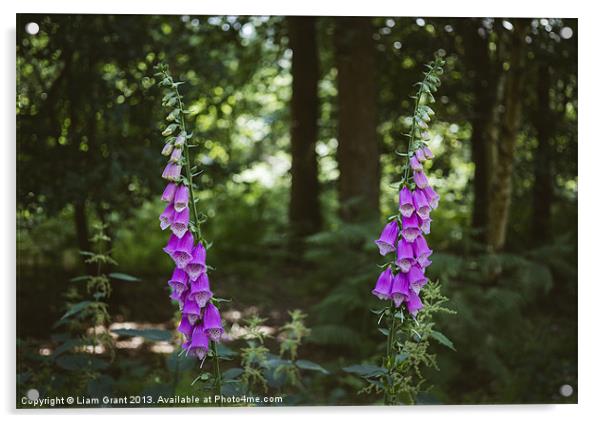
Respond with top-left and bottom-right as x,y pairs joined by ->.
177,316 -> 193,338
171,208 -> 190,239
401,214 -> 421,242
372,267 -> 393,300
412,235 -> 433,268
422,185 -> 440,209
182,298 -> 201,325
409,155 -> 423,171
168,268 -> 188,296
418,216 -> 431,234
422,146 -> 434,160
173,184 -> 189,213
163,234 -> 180,257
408,265 -> 427,293
203,303 -> 224,342
161,142 -> 174,157
413,189 -> 431,220
413,170 -> 429,189
172,231 -> 194,269
170,147 -> 182,163
396,238 -> 415,273
414,148 -> 426,162
187,326 -> 209,360
390,271 -> 410,308
161,182 -> 178,203
159,203 -> 176,230
399,186 -> 415,218
374,220 -> 398,256
162,162 -> 182,181
189,273 -> 213,308
185,242 -> 207,281
406,290 -> 423,316
174,133 -> 186,147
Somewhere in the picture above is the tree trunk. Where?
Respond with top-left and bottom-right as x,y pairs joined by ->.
288,16 -> 322,237
532,64 -> 553,243
486,24 -> 527,251
334,17 -> 380,223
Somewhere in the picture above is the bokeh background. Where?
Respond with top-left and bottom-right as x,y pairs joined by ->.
16,14 -> 577,405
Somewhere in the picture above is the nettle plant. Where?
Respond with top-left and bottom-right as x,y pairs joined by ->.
344,57 -> 455,405
155,64 -> 225,394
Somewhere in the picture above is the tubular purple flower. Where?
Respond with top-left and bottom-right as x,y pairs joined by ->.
374,220 -> 399,256
418,216 -> 431,235
163,234 -> 180,257
161,182 -> 178,203
396,238 -> 415,273
408,265 -> 428,293
413,189 -> 431,220
187,326 -> 209,360
412,235 -> 433,268
372,267 -> 393,301
189,273 -> 213,308
422,146 -> 434,160
171,231 -> 194,269
161,142 -> 174,157
171,208 -> 190,239
422,185 -> 440,209
203,303 -> 224,342
170,147 -> 182,163
398,186 -> 415,218
390,272 -> 410,308
159,203 -> 175,230
173,185 -> 189,213
162,162 -> 182,181
177,316 -> 194,338
409,155 -> 422,171
406,290 -> 423,316
401,214 -> 421,242
185,242 -> 207,281
414,148 -> 426,162
168,268 -> 188,296
174,132 -> 186,147
182,298 -> 201,325
413,170 -> 429,189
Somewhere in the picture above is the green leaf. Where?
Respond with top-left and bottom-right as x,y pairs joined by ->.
395,353 -> 409,364
70,275 -> 92,283
108,272 -> 141,282
430,330 -> 456,351
221,367 -> 244,381
342,364 -> 387,378
55,354 -> 109,371
378,328 -> 390,337
296,359 -> 329,374
60,301 -> 93,321
111,328 -> 172,342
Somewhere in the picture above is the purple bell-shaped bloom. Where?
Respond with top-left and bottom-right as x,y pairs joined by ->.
372,267 -> 393,301
189,273 -> 212,308
390,272 -> 410,308
171,208 -> 190,239
185,242 -> 207,281
203,303 -> 224,342
161,182 -> 177,203
374,220 -> 398,256
174,132 -> 186,147
163,234 -> 179,257
187,326 -> 209,360
162,162 -> 182,181
408,265 -> 427,293
418,216 -> 431,234
396,238 -> 415,273
172,231 -> 194,269
423,185 -> 439,209
170,147 -> 182,163
161,142 -> 174,157
168,268 -> 188,296
160,203 -> 175,230
399,186 -> 415,218
413,170 -> 429,189
409,155 -> 422,171
182,298 -> 201,325
422,146 -> 434,160
173,185 -> 189,213
414,148 -> 426,162
413,189 -> 431,220
401,214 -> 421,242
413,235 -> 433,268
406,290 -> 423,316
177,316 -> 194,338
